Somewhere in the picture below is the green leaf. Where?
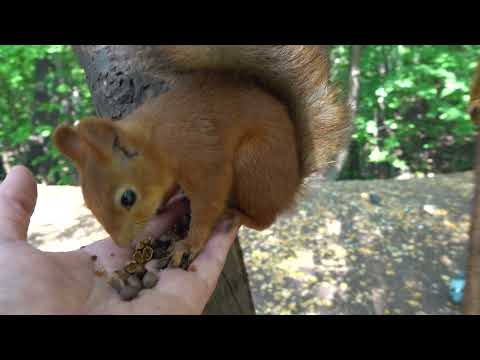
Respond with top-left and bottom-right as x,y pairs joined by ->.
369,147 -> 389,162
375,87 -> 388,98
392,159 -> 408,170
366,120 -> 378,135
439,107 -> 465,121
56,83 -> 69,94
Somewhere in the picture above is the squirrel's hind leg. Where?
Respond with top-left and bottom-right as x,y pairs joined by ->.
232,128 -> 301,231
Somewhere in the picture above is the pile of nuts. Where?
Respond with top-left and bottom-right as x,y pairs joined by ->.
108,212 -> 190,301
108,230 -> 179,301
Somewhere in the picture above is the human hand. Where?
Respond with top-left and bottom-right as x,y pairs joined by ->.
0,165 -> 239,314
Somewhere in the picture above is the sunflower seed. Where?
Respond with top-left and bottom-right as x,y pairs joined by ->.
109,276 -> 125,293
119,285 -> 140,301
127,275 -> 142,290
125,261 -> 138,274
133,250 -> 145,264
142,271 -> 158,289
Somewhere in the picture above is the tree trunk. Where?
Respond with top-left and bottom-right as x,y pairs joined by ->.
335,45 -> 362,180
375,47 -> 392,179
29,58 -> 58,183
72,45 -> 256,315
348,45 -> 362,119
464,62 -> 480,314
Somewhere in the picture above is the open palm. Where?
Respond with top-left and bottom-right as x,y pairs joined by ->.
0,166 -> 238,315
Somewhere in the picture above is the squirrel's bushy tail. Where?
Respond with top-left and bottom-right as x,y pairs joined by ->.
139,45 -> 352,179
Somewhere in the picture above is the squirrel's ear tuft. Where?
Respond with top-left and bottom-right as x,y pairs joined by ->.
77,117 -> 139,160
76,117 -> 119,162
53,124 -> 87,168
53,117 -> 120,167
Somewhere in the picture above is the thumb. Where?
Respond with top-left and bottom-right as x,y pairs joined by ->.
0,166 -> 37,242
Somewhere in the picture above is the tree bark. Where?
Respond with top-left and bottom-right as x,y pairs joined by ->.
464,62 -> 480,314
375,47 -> 392,179
30,58 -> 57,183
335,45 -> 363,180
348,45 -> 362,119
72,45 -> 256,315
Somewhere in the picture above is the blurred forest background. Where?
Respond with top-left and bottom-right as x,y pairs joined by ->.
0,45 -> 479,184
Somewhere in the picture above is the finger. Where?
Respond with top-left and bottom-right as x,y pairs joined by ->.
190,217 -> 240,289
0,166 -> 37,242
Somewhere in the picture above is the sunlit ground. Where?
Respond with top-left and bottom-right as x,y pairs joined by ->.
28,184 -> 108,252
28,172 -> 473,314
239,172 -> 472,315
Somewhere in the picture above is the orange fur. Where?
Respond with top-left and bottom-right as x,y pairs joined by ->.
470,61 -> 480,124
53,46 -> 351,266
141,45 -> 352,177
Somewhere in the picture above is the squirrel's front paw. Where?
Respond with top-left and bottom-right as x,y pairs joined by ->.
168,241 -> 200,270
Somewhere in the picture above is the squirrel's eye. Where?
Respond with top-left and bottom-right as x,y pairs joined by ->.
120,189 -> 137,209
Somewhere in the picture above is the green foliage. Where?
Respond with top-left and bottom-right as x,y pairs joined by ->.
331,45 -> 480,179
0,45 -> 479,184
0,45 -> 94,184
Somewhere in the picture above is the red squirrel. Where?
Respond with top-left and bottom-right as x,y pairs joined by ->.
470,61 -> 480,124
53,46 -> 351,269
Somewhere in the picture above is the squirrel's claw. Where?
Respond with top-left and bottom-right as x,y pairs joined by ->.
168,240 -> 197,270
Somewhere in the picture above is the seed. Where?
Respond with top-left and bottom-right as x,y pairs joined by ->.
127,275 -> 142,290
125,261 -> 138,274
133,250 -> 145,264
109,276 -> 125,293
134,263 -> 146,278
142,271 -> 158,289
142,246 -> 154,262
147,257 -> 170,271
115,269 -> 130,281
90,255 -> 98,262
119,285 -> 140,301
